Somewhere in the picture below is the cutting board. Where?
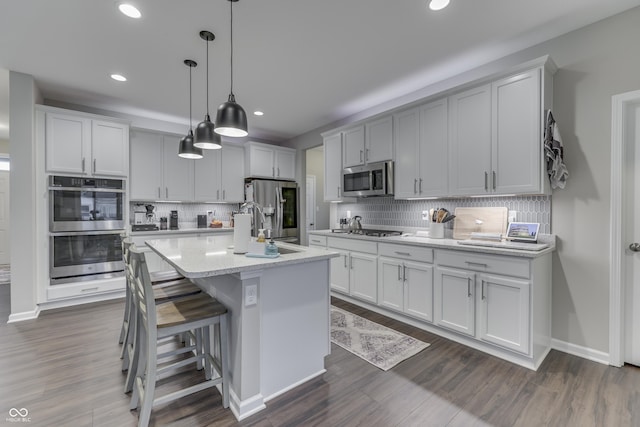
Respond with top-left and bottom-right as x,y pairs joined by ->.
453,207 -> 508,240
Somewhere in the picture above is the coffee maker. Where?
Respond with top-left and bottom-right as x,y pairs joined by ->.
169,210 -> 179,230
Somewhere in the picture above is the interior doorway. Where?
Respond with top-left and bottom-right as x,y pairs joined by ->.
305,146 -> 330,243
610,89 -> 640,367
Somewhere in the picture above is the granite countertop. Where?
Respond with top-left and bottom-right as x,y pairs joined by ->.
309,229 -> 555,258
145,235 -> 339,279
131,226 -> 234,237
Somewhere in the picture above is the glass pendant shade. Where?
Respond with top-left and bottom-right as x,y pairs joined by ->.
194,114 -> 222,149
178,130 -> 203,159
215,94 -> 248,137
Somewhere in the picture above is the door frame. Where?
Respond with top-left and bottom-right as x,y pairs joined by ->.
610,89 -> 640,367
306,174 -> 316,233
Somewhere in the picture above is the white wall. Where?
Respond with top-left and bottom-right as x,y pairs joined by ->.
285,7 -> 640,355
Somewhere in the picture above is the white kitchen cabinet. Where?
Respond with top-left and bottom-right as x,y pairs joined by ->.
434,266 -> 476,337
327,237 -> 378,303
342,116 -> 393,168
45,110 -> 129,177
448,84 -> 492,196
308,235 -> 327,248
245,141 -> 296,180
130,130 -> 194,202
194,144 -> 245,202
394,99 -> 448,199
478,273 -> 530,354
323,133 -> 343,201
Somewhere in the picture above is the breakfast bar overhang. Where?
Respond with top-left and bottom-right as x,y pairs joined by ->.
145,234 -> 338,420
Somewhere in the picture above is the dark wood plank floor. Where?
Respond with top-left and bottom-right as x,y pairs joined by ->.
2,283 -> 640,426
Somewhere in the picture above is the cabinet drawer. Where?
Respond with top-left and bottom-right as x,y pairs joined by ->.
378,243 -> 433,263
327,237 -> 377,254
47,278 -> 125,300
308,235 -> 327,247
436,249 -> 530,279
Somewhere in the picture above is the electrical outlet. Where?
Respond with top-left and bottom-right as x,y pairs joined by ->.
245,284 -> 257,306
508,210 -> 517,223
422,210 -> 430,220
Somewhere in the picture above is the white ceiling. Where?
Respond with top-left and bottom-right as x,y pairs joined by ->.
1,0 -> 639,143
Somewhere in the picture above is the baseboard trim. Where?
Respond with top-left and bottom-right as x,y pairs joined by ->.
229,389 -> 266,421
263,369 -> 326,403
551,338 -> 610,366
7,306 -> 41,323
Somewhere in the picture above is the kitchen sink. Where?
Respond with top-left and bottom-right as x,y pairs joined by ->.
277,247 -> 302,255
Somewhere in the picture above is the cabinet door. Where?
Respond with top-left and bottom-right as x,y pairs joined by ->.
343,126 -> 365,168
449,85 -> 492,196
162,136 -> 194,201
404,260 -> 434,322
45,112 -> 91,174
365,116 -> 393,163
419,99 -> 448,197
323,133 -> 343,201
247,143 -> 275,178
275,148 -> 296,180
350,252 -> 378,303
129,130 -> 163,200
492,69 -> 542,195
220,145 -> 245,202
91,120 -> 129,177
378,257 -> 404,312
393,108 -> 420,199
478,274 -> 530,354
194,148 -> 222,202
434,266 -> 475,337
330,250 -> 350,294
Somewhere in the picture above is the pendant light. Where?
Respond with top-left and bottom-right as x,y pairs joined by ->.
178,59 -> 204,159
194,30 -> 222,149
215,0 -> 248,137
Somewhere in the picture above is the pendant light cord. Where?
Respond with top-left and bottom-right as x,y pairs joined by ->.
229,0 -> 235,100
206,37 -> 210,115
189,64 -> 193,129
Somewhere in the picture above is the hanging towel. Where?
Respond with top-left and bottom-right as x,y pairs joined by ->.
544,110 -> 569,189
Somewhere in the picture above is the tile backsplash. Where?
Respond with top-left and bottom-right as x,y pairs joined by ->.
129,202 -> 239,228
336,195 -> 551,234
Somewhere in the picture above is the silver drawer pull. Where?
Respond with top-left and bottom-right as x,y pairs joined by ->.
465,261 -> 488,268
394,251 -> 411,256
81,287 -> 99,292
311,239 -> 322,244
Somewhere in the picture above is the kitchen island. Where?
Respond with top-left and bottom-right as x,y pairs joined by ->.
145,234 -> 338,420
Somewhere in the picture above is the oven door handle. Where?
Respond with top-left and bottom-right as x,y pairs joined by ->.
50,230 -> 125,237
49,186 -> 125,193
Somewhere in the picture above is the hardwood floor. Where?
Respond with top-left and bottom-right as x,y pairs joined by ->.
2,283 -> 640,426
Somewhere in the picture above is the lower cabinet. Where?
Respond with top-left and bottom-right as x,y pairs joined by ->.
327,237 -> 378,304
349,252 -> 378,303
434,266 -> 476,336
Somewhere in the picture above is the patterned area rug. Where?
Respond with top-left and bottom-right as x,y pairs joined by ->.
0,265 -> 10,285
331,306 -> 430,371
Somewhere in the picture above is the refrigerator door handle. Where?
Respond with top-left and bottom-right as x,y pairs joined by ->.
275,186 -> 283,236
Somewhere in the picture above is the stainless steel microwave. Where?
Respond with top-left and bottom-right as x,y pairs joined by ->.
342,161 -> 394,197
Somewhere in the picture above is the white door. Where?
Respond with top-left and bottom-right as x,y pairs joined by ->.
624,100 -> 640,365
0,170 -> 9,265
306,175 -> 316,233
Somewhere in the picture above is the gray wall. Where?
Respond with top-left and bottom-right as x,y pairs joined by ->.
285,7 -> 640,354
305,148 -> 330,232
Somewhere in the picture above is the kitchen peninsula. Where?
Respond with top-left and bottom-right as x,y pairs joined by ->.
145,234 -> 338,420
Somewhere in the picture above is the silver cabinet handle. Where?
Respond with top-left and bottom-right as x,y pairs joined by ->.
82,158 -> 86,173
277,167 -> 280,177
272,166 -> 275,177
414,178 -> 417,194
398,264 -> 402,281
394,251 -> 411,256
481,280 -> 486,300
165,187 -> 168,198
465,261 -> 488,268
311,239 -> 322,244
217,190 -> 220,200
81,287 -> 99,292
223,190 -> 226,200
419,178 -> 423,194
158,187 -> 161,198
366,148 -> 369,162
403,265 -> 407,282
484,172 -> 488,191
630,243 -> 640,252
337,186 -> 341,197
360,150 -> 363,163
350,255 -> 354,270
343,254 -> 348,268
492,171 -> 496,190
467,277 -> 472,297
93,159 -> 96,174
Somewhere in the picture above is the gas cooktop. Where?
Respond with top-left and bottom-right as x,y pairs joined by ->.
331,228 -> 402,237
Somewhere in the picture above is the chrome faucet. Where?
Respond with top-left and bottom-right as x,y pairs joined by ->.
240,201 -> 267,228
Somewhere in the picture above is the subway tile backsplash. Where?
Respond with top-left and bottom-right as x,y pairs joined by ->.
337,195 -> 551,234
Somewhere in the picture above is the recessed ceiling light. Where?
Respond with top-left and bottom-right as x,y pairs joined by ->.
111,74 -> 127,82
253,111 -> 264,116
429,0 -> 450,11
118,3 -> 141,19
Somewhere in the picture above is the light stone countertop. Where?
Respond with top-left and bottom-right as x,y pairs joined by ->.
309,230 -> 556,258
145,234 -> 339,279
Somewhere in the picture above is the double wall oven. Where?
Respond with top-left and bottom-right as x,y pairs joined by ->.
49,175 -> 125,284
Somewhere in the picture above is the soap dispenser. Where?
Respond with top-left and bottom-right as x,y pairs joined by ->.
265,238 -> 278,256
257,228 -> 266,243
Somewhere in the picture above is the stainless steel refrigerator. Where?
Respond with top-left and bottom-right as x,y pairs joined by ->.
244,179 -> 299,243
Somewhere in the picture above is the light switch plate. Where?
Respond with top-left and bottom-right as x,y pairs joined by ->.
245,284 -> 257,306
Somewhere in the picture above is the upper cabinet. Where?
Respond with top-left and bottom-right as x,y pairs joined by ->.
245,141 -> 296,180
194,144 -> 245,203
323,133 -> 345,202
394,98 -> 449,199
130,130 -> 194,201
342,115 -> 393,168
449,65 -> 551,197
45,110 -> 129,177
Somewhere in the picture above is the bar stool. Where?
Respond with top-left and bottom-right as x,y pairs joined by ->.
127,247 -> 229,427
